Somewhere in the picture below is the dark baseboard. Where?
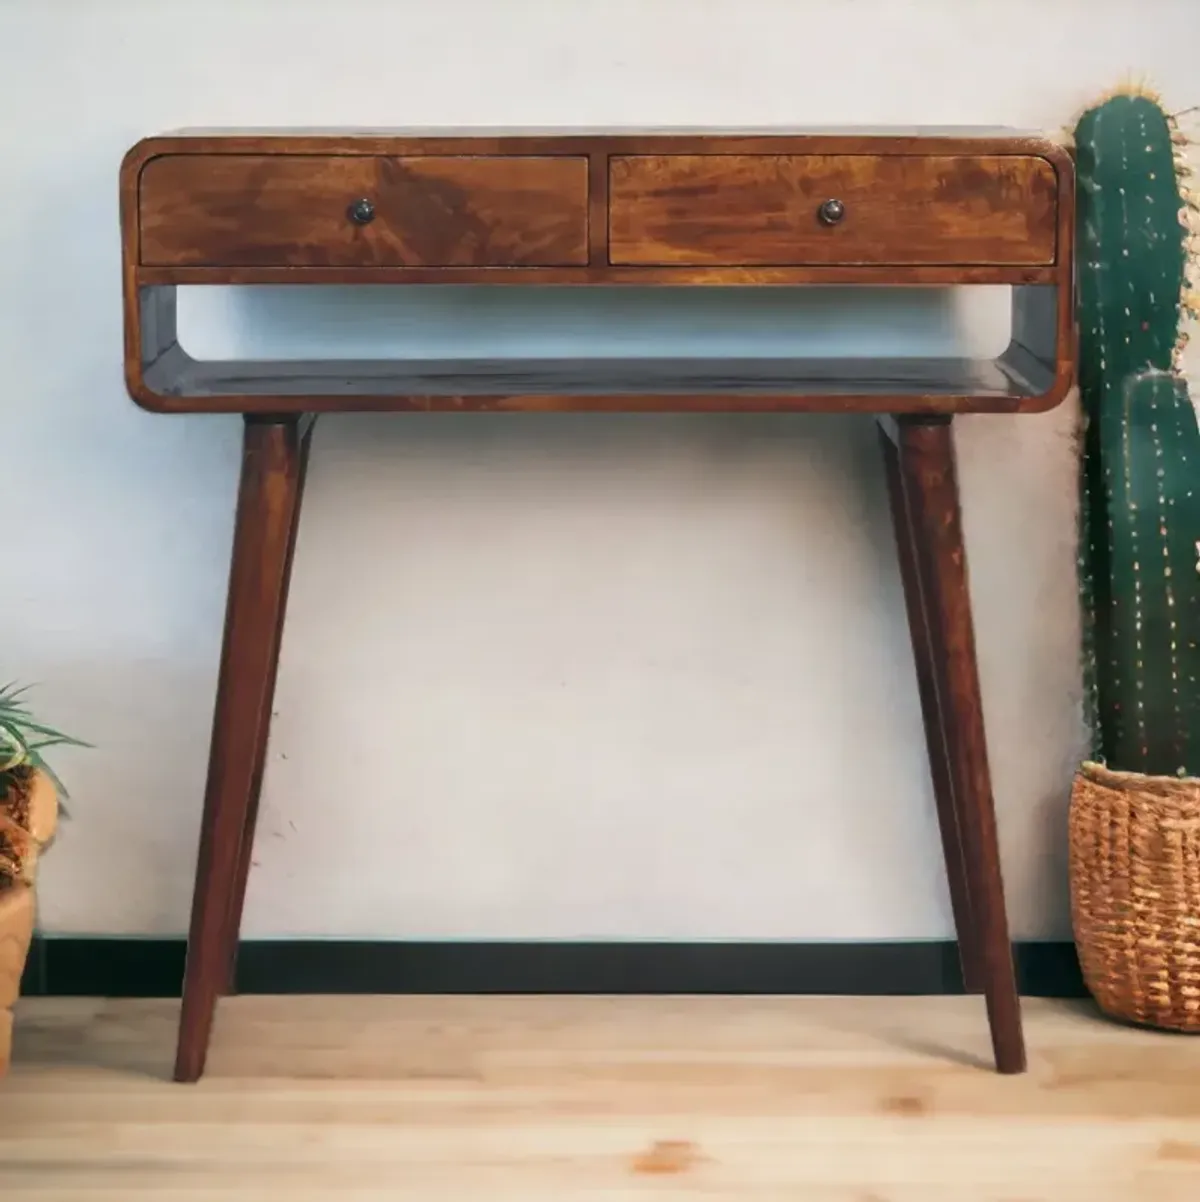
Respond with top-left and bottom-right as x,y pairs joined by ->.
20,937 -> 1087,999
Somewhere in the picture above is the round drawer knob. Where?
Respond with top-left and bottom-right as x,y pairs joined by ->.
347,198 -> 376,225
817,198 -> 846,226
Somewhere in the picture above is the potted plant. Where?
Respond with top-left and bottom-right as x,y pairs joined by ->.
0,682 -> 87,1074
1069,87 -> 1200,1031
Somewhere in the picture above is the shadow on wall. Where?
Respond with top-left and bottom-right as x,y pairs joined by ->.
176,284 -> 1013,363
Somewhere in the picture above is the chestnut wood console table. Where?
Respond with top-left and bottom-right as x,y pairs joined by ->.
119,127 -> 1075,1082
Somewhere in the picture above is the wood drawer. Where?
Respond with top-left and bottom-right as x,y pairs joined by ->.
608,154 -> 1058,267
138,154 -> 590,268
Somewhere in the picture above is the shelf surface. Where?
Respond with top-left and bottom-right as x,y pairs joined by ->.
144,350 -> 1051,400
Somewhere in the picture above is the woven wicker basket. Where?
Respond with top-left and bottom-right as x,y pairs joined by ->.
1069,761 -> 1200,1031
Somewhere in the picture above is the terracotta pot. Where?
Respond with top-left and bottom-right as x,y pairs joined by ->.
0,884 -> 34,1076
0,768 -> 58,886
0,770 -> 57,1077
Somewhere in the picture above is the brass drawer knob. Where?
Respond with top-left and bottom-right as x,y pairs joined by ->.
347,198 -> 376,225
817,198 -> 846,226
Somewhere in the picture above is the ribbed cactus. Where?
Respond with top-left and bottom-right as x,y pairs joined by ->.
1076,91 -> 1200,776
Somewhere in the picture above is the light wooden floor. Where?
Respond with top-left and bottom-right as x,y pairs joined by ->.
1,995 -> 1198,1200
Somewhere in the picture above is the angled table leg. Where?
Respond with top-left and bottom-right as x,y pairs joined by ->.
880,415 -> 1025,1074
175,416 -> 311,1083
879,423 -> 983,995
222,416 -> 315,996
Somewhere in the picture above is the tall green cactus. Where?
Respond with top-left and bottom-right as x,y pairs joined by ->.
1076,90 -> 1200,776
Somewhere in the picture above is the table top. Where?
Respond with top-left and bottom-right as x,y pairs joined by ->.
134,124 -> 1060,145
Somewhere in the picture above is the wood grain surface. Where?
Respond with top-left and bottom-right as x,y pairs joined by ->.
891,418 -> 1024,1073
116,130 -> 1077,1087
880,425 -> 982,996
174,419 -> 308,1084
222,417 -> 314,997
3,995 -> 1199,1200
609,154 -> 1058,266
138,155 -> 589,267
119,130 -> 1076,416
122,128 -> 1074,159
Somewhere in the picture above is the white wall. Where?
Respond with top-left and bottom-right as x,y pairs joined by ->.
2,0 -> 1196,941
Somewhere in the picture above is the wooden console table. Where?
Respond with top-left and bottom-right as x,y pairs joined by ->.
119,128 -> 1075,1082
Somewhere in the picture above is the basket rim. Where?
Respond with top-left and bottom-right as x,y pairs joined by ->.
1077,758 -> 1200,800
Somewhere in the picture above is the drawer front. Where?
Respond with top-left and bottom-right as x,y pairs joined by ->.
139,155 -> 590,268
609,154 -> 1058,267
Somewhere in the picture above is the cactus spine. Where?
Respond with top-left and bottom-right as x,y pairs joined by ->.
1076,90 -> 1200,776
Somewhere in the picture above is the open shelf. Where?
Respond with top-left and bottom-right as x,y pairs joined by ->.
130,282 -> 1066,414
144,347 -> 1052,401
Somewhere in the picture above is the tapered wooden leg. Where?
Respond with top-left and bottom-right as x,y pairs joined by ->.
879,423 -> 983,995
886,415 -> 1025,1074
221,416 -> 315,996
175,416 -> 309,1083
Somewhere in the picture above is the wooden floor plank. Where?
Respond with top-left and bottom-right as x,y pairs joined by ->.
1,995 -> 1198,1200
